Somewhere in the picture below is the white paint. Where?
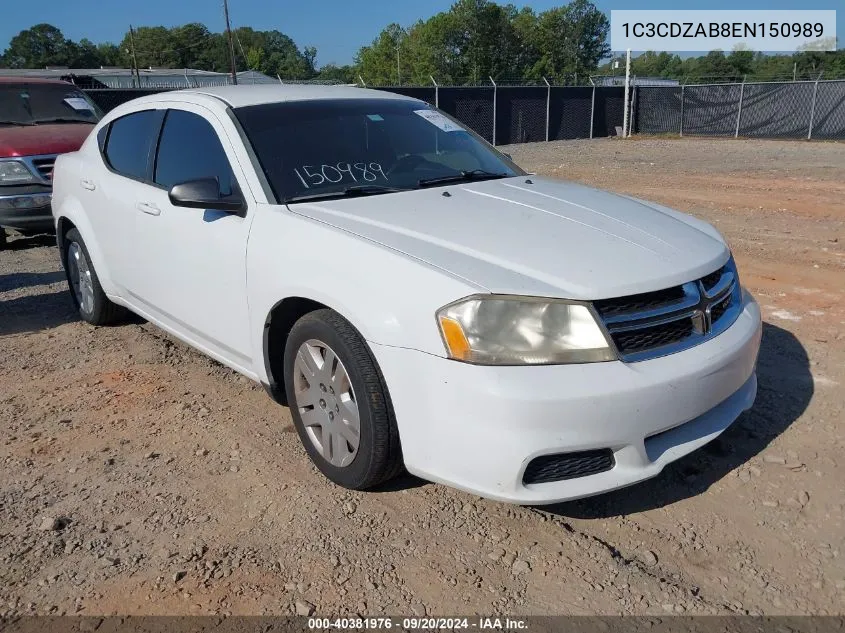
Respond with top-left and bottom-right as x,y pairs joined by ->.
64,97 -> 93,111
413,109 -> 464,132
51,86 -> 764,504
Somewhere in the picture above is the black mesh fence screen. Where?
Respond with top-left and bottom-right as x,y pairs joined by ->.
634,86 -> 682,134
738,83 -> 814,138
549,87 -> 593,140
810,81 -> 845,140
591,87 -> 625,138
84,80 -> 842,145
635,80 -> 845,140
495,87 -> 548,145
436,87 -> 495,143
86,89 -> 172,112
681,84 -> 742,136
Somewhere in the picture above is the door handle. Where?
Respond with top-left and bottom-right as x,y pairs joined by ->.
137,202 -> 161,216
79,178 -> 96,191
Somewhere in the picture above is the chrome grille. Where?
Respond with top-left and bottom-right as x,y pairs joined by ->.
32,156 -> 57,181
595,258 -> 742,362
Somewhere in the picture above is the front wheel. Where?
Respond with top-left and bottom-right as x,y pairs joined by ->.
64,228 -> 128,325
284,309 -> 403,490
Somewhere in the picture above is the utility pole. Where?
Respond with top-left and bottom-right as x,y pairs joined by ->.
396,43 -> 400,86
223,0 -> 238,85
128,25 -> 141,88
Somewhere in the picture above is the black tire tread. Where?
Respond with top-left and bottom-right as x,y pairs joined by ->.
286,309 -> 403,489
64,228 -> 128,326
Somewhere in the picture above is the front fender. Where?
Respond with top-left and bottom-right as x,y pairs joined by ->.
53,198 -> 117,297
247,205 -> 479,384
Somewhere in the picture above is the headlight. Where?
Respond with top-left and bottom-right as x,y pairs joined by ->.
436,295 -> 616,365
0,160 -> 37,185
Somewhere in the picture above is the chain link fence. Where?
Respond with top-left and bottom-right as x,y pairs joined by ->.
84,85 -> 627,146
634,79 -> 845,140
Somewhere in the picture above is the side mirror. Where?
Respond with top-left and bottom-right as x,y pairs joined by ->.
168,178 -> 245,213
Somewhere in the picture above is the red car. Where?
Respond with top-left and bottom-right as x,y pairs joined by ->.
0,77 -> 102,248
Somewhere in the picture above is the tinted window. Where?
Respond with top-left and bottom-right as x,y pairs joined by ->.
0,82 -> 102,125
104,110 -> 161,180
154,109 -> 236,195
235,98 -> 522,203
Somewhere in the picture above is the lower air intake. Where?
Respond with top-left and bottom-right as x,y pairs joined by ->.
522,449 -> 615,485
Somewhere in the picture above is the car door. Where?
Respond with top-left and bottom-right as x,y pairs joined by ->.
92,108 -> 165,288
121,104 -> 256,372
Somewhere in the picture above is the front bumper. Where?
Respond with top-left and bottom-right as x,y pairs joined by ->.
370,291 -> 762,504
0,190 -> 54,232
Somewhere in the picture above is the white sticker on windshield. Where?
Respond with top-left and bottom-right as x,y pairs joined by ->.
64,97 -> 93,111
414,109 -> 464,132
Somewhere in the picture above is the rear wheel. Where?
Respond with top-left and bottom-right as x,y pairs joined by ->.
284,309 -> 403,490
64,228 -> 127,325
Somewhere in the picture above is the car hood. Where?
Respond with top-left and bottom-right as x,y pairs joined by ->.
287,176 -> 730,300
0,123 -> 94,158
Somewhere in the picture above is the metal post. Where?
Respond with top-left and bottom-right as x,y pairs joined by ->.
589,85 -> 595,139
430,75 -> 439,108
622,49 -> 631,137
490,76 -> 497,146
543,77 -> 551,142
735,77 -> 745,138
358,75 -> 366,88
628,86 -> 637,137
277,74 -> 283,84
808,74 -> 821,139
679,84 -> 685,137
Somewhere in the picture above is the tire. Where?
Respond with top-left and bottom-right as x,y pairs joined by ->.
0,228 -> 6,250
284,309 -> 403,490
63,228 -> 127,325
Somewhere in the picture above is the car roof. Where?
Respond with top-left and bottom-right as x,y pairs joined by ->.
149,84 -> 416,108
0,77 -> 74,85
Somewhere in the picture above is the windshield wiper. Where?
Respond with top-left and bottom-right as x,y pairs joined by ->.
285,185 -> 410,204
33,117 -> 94,125
418,169 -> 509,188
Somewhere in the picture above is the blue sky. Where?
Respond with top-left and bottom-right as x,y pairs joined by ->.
1,0 -> 841,66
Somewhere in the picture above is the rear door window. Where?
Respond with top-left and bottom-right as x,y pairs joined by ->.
103,110 -> 162,181
153,109 -> 236,195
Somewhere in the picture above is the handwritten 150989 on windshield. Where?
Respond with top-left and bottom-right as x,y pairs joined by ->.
610,10 -> 836,52
294,162 -> 388,189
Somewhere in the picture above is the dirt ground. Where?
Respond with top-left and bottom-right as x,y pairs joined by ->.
1,137 -> 843,618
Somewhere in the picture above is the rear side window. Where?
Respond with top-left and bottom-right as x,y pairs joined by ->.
154,109 -> 236,195
103,110 -> 161,180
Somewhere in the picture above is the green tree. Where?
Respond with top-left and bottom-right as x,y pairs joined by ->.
3,24 -> 72,68
528,0 -> 610,83
315,63 -> 357,83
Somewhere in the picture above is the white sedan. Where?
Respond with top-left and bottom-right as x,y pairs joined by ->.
51,85 -> 762,504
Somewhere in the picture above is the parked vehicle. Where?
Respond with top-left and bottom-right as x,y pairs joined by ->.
51,85 -> 762,504
0,78 -> 101,248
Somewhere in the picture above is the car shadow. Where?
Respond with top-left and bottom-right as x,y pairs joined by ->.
0,290 -> 78,336
0,270 -> 65,292
541,322 -> 813,519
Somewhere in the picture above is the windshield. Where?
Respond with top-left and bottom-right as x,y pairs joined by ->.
0,83 -> 102,126
234,98 -> 524,203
